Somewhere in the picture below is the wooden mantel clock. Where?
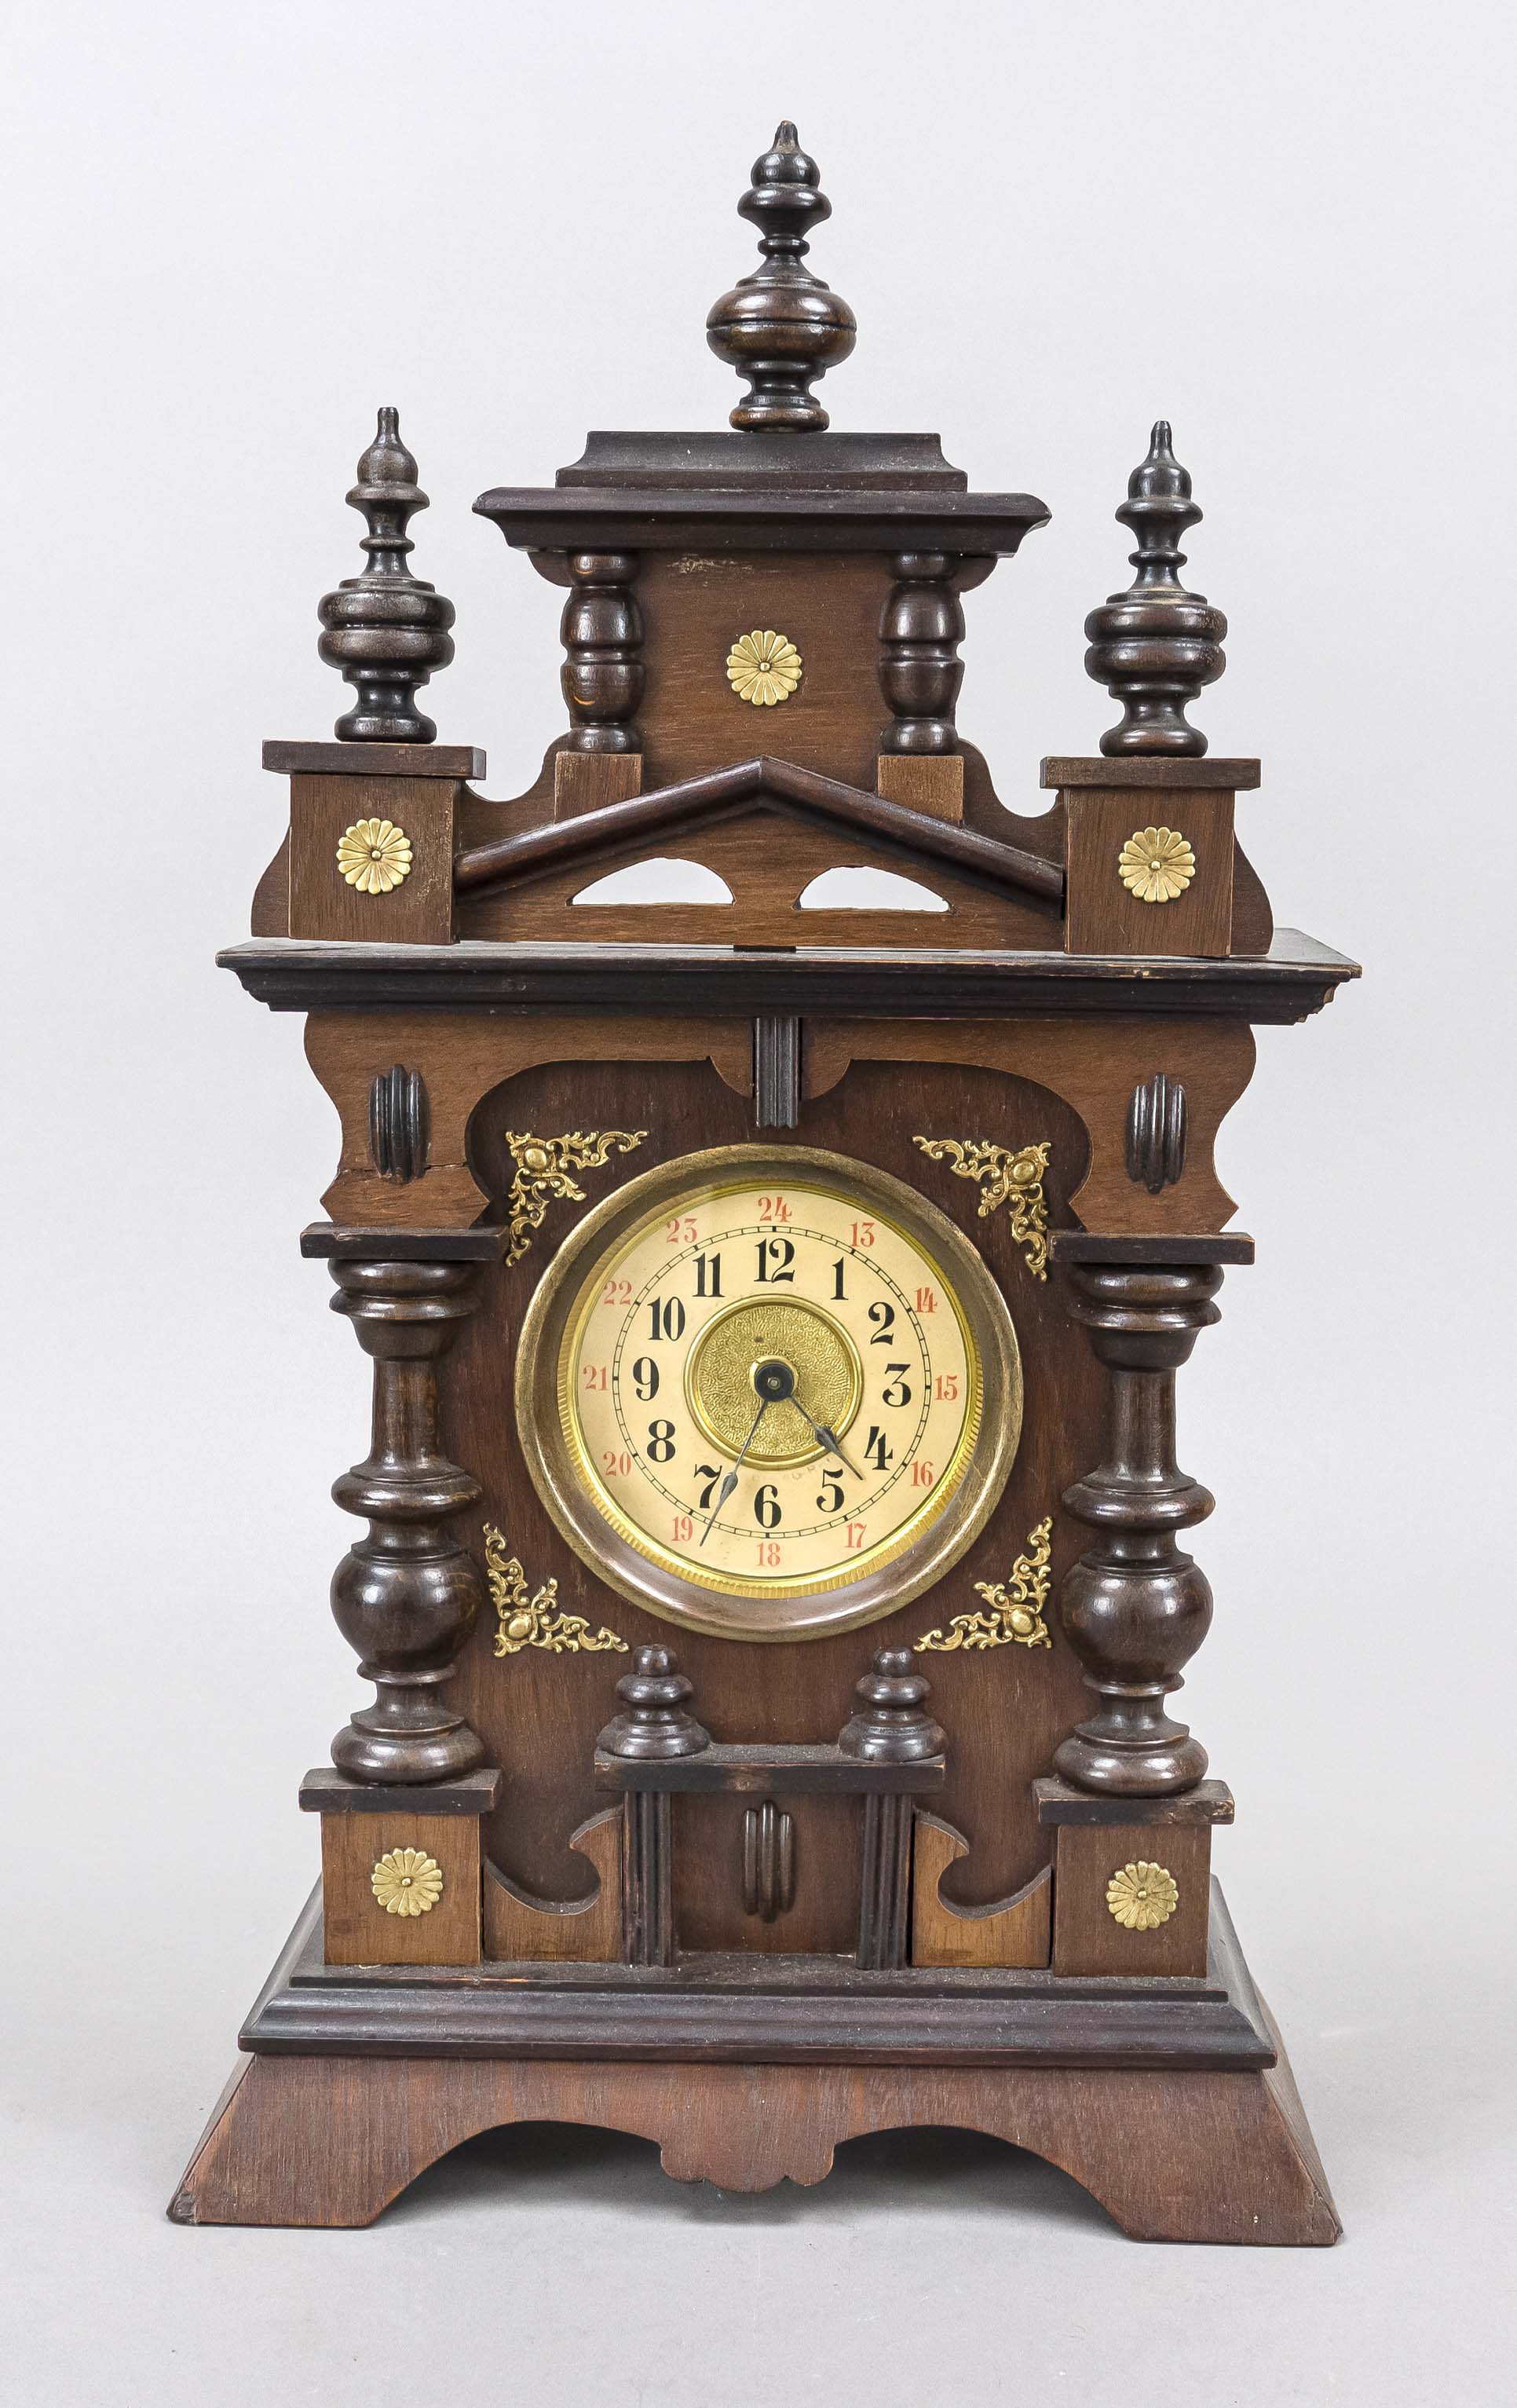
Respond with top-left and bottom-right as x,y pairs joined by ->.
175,124 -> 1358,2241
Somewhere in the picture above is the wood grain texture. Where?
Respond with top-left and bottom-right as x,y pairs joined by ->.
1051,1822 -> 1213,1977
287,774 -> 459,945
875,752 -> 964,822
1063,789 -> 1235,957
911,1814 -> 1051,1967
172,2036 -> 1339,2240
638,551 -> 893,792
554,750 -> 642,818
803,1016 -> 1256,1238
304,1009 -> 755,1228
320,1811 -> 481,1967
481,1810 -> 621,1962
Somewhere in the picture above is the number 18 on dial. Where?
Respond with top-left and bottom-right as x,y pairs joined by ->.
517,1147 -> 1022,1641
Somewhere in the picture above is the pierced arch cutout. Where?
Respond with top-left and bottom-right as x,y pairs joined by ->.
572,858 -> 735,906
797,866 -> 949,912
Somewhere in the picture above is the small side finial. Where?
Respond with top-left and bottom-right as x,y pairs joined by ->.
706,121 -> 857,432
317,408 -> 455,742
1083,422 -> 1227,756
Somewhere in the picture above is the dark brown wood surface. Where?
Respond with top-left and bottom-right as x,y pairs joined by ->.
1050,1823 -> 1213,1977
482,1810 -> 621,1962
287,773 -> 459,945
221,930 -> 1358,1023
911,1815 -> 1052,1967
320,1810 -> 482,1967
1063,787 -> 1235,957
448,1054 -> 1102,1950
174,2004 -> 1337,2241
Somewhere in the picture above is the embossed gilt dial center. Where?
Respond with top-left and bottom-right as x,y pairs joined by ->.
685,1297 -> 863,1468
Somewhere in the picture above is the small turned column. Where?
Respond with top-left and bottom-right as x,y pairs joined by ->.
839,1649 -> 945,1971
560,553 -> 643,752
598,1647 -> 709,1967
1055,1264 -> 1222,1795
327,1259 -> 487,1783
879,554 -> 967,754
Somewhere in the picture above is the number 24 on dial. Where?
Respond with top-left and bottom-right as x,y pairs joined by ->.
561,1177 -> 982,1600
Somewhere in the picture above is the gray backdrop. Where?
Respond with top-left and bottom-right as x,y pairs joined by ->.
5,2 -> 1513,2401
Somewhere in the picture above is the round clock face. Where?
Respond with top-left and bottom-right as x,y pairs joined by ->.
514,1145 -> 1022,1641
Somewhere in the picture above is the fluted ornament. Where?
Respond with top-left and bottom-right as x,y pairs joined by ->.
317,408 -> 455,742
706,122 -> 857,432
1084,422 -> 1226,758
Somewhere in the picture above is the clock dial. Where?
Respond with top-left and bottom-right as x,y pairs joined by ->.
515,1145 -> 1022,1641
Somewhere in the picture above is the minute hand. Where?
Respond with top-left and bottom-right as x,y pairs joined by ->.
699,1396 -> 770,1546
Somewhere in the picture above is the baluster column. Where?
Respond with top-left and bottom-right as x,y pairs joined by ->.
1055,1261 -> 1222,1795
327,1257 -> 487,1782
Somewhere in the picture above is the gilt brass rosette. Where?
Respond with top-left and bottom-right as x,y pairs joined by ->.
726,628 -> 802,705
336,816 -> 413,895
370,1847 -> 444,1916
1117,825 -> 1195,904
1105,1861 -> 1179,1930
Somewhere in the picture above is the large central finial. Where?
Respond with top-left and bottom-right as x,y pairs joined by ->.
706,121 -> 857,433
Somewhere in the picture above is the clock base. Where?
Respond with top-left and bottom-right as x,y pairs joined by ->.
170,1889 -> 1339,2244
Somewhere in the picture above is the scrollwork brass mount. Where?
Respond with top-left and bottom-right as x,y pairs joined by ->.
912,1136 -> 1051,1281
484,1525 -> 627,1656
500,1128 -> 647,1266
914,1515 -> 1054,1652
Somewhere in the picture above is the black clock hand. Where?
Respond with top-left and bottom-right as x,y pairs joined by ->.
791,1399 -> 865,1480
699,1397 -> 769,1546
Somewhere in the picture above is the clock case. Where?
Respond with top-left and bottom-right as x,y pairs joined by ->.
179,126 -> 1358,2241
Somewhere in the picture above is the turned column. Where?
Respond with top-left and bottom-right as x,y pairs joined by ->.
1055,1261 -> 1223,1795
560,552 -> 643,752
840,1649 -> 945,1971
598,1647 -> 709,1967
327,1257 -> 487,1782
878,553 -> 967,754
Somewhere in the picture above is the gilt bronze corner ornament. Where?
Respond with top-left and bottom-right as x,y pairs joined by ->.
336,816 -> 413,895
1118,825 -> 1195,904
484,1524 -> 627,1656
370,1847 -> 444,1917
726,628 -> 802,704
500,1128 -> 648,1266
1106,1861 -> 1179,1930
912,1136 -> 1051,1281
914,1515 -> 1053,1652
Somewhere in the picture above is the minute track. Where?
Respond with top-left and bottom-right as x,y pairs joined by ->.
526,1146 -> 1019,1634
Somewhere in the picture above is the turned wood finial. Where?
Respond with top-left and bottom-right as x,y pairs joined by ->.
317,407 -> 456,743
1084,422 -> 1227,758
706,120 -> 857,432
598,1645 -> 711,1760
838,1649 -> 945,1764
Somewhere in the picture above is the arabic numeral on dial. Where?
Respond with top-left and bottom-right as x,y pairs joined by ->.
755,1235 -> 795,1284
753,1483 -> 782,1530
881,1363 -> 912,1407
832,1257 -> 847,1301
868,1300 -> 895,1345
646,1418 -> 676,1463
694,1252 -> 723,1297
647,1297 -> 685,1341
694,1463 -> 722,1510
864,1425 -> 892,1471
631,1355 -> 660,1401
816,1473 -> 844,1514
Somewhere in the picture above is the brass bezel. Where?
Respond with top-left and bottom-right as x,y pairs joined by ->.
512,1144 -> 1023,1643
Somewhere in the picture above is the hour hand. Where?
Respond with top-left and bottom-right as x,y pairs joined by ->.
805,1413 -> 864,1479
